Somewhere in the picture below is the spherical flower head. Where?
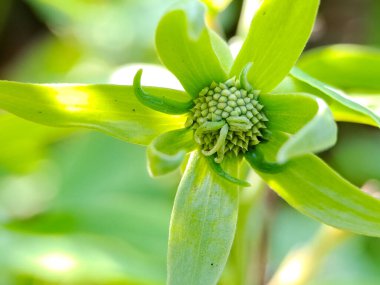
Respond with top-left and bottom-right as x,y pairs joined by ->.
186,76 -> 268,163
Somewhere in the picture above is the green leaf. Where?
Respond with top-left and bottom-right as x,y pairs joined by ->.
230,0 -> 319,92
205,155 -> 250,187
147,128 -> 196,177
133,69 -> 194,115
297,44 -> 380,93
256,131 -> 380,237
155,1 -> 232,97
291,67 -> 380,127
0,80 -> 186,145
326,124 -> 380,186
2,133 -> 173,284
168,151 -> 239,285
261,93 -> 337,163
348,94 -> 380,117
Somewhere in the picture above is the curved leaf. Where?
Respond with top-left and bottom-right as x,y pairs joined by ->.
291,67 -> 380,127
298,44 -> 380,92
231,0 -> 319,92
133,69 -> 194,115
0,80 -> 186,145
147,128 -> 196,177
156,1 -> 232,97
168,151 -> 239,285
261,93 -> 337,163
205,155 -> 250,187
255,131 -> 380,237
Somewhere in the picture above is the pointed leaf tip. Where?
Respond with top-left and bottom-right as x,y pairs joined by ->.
133,69 -> 194,115
156,1 -> 233,97
231,0 -> 320,92
206,155 -> 250,187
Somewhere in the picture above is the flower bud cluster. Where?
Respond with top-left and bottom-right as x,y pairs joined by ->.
186,77 -> 268,162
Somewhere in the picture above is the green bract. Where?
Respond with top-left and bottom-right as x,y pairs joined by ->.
0,1 -> 380,285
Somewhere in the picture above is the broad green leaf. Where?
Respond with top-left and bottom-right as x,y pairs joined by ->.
326,124 -> 380,186
156,1 -> 232,97
254,131 -> 380,237
0,81 -> 186,145
298,44 -> 380,93
261,93 -> 337,163
261,93 -> 318,134
291,68 -> 380,127
276,98 -> 336,163
147,128 -> 196,177
230,0 -> 319,92
2,133 -> 174,284
168,151 -> 239,285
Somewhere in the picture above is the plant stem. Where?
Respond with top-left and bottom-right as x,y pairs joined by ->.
256,190 -> 278,285
219,166 -> 267,285
267,226 -> 351,285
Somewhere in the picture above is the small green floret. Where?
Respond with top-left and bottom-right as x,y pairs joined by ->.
186,77 -> 268,162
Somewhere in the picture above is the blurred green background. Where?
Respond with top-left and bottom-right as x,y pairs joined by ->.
0,0 -> 379,284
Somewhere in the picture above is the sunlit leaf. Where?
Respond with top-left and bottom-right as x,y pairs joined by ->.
147,128 -> 196,177
0,81 -> 186,145
156,1 -> 232,97
291,68 -> 380,127
168,151 -> 239,285
261,93 -> 337,163
231,0 -> 319,92
255,131 -> 380,237
297,44 -> 380,93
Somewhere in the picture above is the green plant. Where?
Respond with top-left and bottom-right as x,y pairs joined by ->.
0,0 -> 380,284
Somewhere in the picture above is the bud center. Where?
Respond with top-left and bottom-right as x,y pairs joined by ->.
186,77 -> 268,163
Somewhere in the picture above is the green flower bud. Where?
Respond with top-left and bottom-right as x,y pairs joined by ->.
187,76 -> 269,163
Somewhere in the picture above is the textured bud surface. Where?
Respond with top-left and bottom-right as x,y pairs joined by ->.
186,77 -> 268,162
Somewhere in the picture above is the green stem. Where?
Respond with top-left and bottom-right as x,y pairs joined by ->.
268,226 -> 351,285
220,164 -> 267,285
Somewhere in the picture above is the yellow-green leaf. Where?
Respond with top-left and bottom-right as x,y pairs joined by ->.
168,151 -> 239,285
0,81 -> 186,145
147,128 -> 196,177
156,1 -> 232,97
231,0 -> 320,92
255,131 -> 380,237
291,68 -> 380,127
261,93 -> 337,163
